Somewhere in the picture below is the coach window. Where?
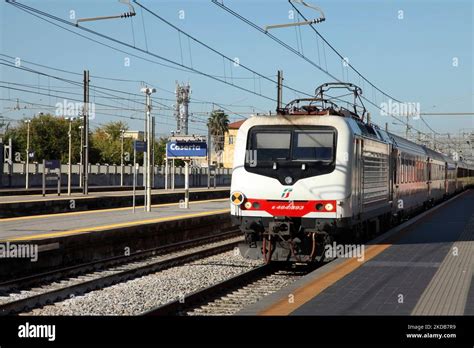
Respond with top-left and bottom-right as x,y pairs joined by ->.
402,157 -> 406,183
415,157 -> 420,182
408,159 -> 412,183
409,158 -> 412,182
400,157 -> 404,183
418,161 -> 421,181
401,157 -> 405,183
415,160 -> 419,182
406,158 -> 409,183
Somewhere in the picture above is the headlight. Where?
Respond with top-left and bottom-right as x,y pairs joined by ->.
231,191 -> 245,206
325,203 -> 334,211
244,201 -> 252,209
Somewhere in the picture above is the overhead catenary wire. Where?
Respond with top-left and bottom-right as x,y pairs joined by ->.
0,55 -> 264,116
6,0 -> 290,103
212,0 -> 449,145
5,0 -> 464,150
133,0 -> 314,100
2,58 -> 271,124
211,0 -> 340,82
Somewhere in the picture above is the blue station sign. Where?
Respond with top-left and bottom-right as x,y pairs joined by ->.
134,140 -> 146,153
44,159 -> 61,169
166,141 -> 207,158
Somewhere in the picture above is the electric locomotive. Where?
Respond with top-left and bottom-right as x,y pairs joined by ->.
230,83 -> 473,262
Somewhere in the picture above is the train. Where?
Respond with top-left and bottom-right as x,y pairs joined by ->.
230,83 -> 474,263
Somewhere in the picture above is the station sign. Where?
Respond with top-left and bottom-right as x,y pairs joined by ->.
166,141 -> 207,158
44,159 -> 60,169
134,140 -> 146,153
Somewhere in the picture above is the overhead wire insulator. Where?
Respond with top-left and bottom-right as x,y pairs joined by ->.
121,12 -> 136,18
76,0 -> 136,24
264,0 -> 325,31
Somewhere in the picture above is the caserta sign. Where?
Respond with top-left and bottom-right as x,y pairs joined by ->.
166,141 -> 207,158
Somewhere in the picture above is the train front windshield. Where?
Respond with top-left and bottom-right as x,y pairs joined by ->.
249,127 -> 335,163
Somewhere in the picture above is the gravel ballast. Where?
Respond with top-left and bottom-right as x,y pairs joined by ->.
23,250 -> 263,316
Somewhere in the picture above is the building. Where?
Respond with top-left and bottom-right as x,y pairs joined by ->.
223,120 -> 245,168
124,130 -> 144,140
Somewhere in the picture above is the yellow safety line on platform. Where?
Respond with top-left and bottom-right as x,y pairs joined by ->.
259,190 -> 471,315
0,198 -> 228,223
259,243 -> 392,315
5,208 -> 230,241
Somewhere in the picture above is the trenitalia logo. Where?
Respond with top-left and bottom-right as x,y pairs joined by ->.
281,188 -> 292,198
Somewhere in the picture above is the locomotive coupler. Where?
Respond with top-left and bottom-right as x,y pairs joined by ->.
268,220 -> 292,236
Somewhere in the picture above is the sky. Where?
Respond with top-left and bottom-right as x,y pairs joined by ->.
0,0 -> 472,138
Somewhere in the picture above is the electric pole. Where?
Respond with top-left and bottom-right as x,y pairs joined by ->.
151,116 -> 155,188
67,117 -> 74,196
207,124 -> 211,189
79,125 -> 83,188
276,70 -> 283,112
24,119 -> 31,190
82,70 -> 90,195
120,128 -> 125,187
141,86 -> 156,212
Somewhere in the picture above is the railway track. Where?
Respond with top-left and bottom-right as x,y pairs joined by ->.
145,263 -> 319,316
4,196 -> 453,316
0,230 -> 241,315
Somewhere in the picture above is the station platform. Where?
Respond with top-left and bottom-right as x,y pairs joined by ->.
0,186 -> 228,204
0,199 -> 229,241
0,198 -> 231,280
0,187 -> 230,218
241,189 -> 474,316
0,185 -> 135,196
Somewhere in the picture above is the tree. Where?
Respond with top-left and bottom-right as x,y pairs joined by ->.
154,137 -> 167,166
90,121 -> 131,164
154,137 -> 183,167
207,109 -> 229,166
4,113 -> 82,163
3,116 -> 184,167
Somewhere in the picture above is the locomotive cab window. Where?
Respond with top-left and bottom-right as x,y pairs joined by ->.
292,130 -> 334,161
253,131 -> 291,161
245,126 -> 337,185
